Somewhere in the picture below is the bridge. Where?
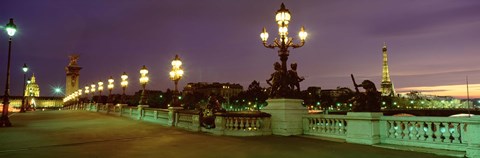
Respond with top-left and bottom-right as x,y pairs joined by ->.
0,110 -> 454,158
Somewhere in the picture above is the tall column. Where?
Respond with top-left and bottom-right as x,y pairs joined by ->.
65,55 -> 82,96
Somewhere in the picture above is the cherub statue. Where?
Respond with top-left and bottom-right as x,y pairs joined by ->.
266,62 -> 283,97
288,63 -> 304,91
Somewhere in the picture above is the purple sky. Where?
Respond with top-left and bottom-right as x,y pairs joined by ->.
1,0 -> 480,98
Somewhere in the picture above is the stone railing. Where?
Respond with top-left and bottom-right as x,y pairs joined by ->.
303,112 -> 480,157
175,110 -> 201,131
140,108 -> 170,125
380,116 -> 468,151
303,114 -> 348,140
212,112 -> 272,136
77,106 -> 272,137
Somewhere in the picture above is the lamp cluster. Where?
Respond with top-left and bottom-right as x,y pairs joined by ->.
62,54 -> 185,108
260,3 -> 307,49
169,55 -> 184,82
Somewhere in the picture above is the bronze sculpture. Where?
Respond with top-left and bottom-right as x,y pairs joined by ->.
351,74 -> 381,112
288,63 -> 304,92
200,95 -> 225,129
266,62 -> 304,98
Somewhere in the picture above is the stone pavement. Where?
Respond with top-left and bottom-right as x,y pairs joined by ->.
0,110 -> 453,158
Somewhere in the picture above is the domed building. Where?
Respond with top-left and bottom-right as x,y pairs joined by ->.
25,73 -> 40,97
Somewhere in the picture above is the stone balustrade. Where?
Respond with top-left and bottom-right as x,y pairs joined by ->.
303,113 -> 480,157
75,105 -> 272,137
213,112 -> 272,136
65,103 -> 480,157
303,114 -> 348,140
380,116 -> 468,151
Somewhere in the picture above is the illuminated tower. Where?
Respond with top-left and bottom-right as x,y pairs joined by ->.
65,55 -> 82,96
381,43 -> 395,97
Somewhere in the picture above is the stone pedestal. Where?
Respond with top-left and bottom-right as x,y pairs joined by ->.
466,116 -> 480,158
262,98 -> 307,136
346,112 -> 383,145
168,106 -> 183,126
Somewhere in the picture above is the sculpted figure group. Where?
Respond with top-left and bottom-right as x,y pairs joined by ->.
266,62 -> 304,98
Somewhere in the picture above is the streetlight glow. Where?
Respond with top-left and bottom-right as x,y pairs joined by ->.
259,3 -> 307,98
98,81 -> 104,92
5,18 -> 17,37
108,76 -> 114,90
139,65 -> 149,105
170,54 -> 184,107
22,63 -> 28,73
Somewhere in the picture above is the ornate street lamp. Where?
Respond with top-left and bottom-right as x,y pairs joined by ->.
107,76 -> 114,103
90,83 -> 96,103
77,89 -> 82,109
1,18 -> 17,127
139,65 -> 149,105
20,63 -> 28,113
169,55 -> 184,107
260,3 -> 308,98
97,81 -> 104,104
120,72 -> 128,104
84,86 -> 90,108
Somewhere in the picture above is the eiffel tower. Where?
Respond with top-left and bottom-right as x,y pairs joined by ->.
381,42 -> 396,97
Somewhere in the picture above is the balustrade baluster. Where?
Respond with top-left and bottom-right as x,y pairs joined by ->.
255,118 -> 260,130
418,122 -> 427,141
227,117 -> 233,130
246,118 -> 251,130
334,119 -> 339,134
329,119 -> 335,134
439,122 -> 446,142
402,122 -> 410,139
426,122 -> 435,142
320,118 -> 326,133
411,122 -> 419,140
233,117 -> 239,130
395,121 -> 401,139
308,118 -> 315,131
433,122 -> 441,142
387,121 -> 394,138
239,117 -> 245,130
339,120 -> 346,135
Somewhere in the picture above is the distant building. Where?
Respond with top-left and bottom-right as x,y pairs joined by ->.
25,74 -> 40,97
1,73 -> 63,109
305,86 -> 321,96
0,96 -> 63,109
320,87 -> 352,98
183,82 -> 243,100
380,43 -> 396,97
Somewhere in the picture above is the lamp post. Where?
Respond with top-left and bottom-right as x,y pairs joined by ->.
90,83 -> 96,103
120,72 -> 128,104
1,18 -> 17,127
260,3 -> 307,98
107,76 -> 114,103
169,55 -> 184,107
77,89 -> 82,109
97,81 -> 104,104
20,63 -> 28,113
139,66 -> 149,105
84,86 -> 90,109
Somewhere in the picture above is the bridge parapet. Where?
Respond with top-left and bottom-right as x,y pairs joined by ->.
303,112 -> 480,157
